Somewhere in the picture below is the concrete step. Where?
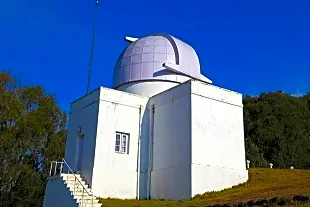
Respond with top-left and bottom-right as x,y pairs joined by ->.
74,195 -> 94,201
69,185 -> 92,194
71,191 -> 93,196
69,187 -> 91,194
66,182 -> 90,191
64,179 -> 87,186
64,179 -> 86,187
62,176 -> 83,182
61,173 -> 81,179
78,203 -> 101,207
78,199 -> 99,204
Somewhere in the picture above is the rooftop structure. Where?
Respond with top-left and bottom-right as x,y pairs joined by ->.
114,34 -> 212,97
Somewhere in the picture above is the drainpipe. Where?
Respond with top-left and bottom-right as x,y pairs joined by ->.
147,104 -> 155,199
136,105 -> 142,199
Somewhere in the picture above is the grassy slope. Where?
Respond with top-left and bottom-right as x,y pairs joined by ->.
99,168 -> 310,207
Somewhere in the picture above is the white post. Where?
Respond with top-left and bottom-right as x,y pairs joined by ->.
49,161 -> 53,176
60,162 -> 63,174
246,160 -> 250,169
270,163 -> 273,168
54,161 -> 58,175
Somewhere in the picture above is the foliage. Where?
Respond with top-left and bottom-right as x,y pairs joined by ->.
243,91 -> 310,169
99,168 -> 310,207
0,72 -> 67,206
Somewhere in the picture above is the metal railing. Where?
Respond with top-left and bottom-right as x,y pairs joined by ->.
49,158 -> 94,207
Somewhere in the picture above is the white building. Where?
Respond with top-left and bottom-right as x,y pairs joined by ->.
43,33 -> 248,206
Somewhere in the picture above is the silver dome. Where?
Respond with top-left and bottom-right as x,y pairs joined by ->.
113,33 -> 211,88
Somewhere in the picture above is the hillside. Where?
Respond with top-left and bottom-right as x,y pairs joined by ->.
99,168 -> 310,207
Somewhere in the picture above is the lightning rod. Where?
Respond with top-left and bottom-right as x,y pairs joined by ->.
86,0 -> 99,94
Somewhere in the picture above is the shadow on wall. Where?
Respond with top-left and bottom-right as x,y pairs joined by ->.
138,99 -> 152,200
153,69 -> 175,77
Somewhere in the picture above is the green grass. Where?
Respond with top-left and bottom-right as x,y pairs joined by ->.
98,168 -> 310,207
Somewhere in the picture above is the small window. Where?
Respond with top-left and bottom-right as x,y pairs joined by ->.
115,134 -> 120,152
115,132 -> 129,154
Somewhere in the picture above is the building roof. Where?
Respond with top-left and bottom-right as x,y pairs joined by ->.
113,33 -> 212,88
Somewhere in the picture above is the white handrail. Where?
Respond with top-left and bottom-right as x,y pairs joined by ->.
49,158 -> 94,206
61,159 -> 93,196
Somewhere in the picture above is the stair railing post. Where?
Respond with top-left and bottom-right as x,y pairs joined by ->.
82,188 -> 84,206
74,177 -> 76,196
49,161 -> 53,176
60,162 -> 63,174
54,161 -> 58,175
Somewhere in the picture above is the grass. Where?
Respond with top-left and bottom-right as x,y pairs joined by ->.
99,168 -> 310,207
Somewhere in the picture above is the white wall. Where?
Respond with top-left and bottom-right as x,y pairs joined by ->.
149,82 -> 192,200
64,89 -> 101,186
62,80 -> 248,201
190,81 -> 248,197
116,81 -> 179,98
147,80 -> 248,200
91,87 -> 149,199
43,176 -> 78,207
138,107 -> 150,199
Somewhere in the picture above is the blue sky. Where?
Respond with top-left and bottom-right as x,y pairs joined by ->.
0,0 -> 309,112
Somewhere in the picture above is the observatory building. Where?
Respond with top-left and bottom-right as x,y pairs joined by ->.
43,34 -> 248,206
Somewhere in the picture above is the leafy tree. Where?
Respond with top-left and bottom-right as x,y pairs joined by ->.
243,91 -> 310,169
0,72 -> 67,206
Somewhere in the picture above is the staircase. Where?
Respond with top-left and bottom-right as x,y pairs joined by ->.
60,173 -> 101,207
45,159 -> 101,207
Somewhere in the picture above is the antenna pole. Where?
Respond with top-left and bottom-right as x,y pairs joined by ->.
86,0 -> 99,94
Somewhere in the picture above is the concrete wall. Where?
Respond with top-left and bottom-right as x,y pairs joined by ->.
64,89 -> 101,186
149,82 -> 192,200
138,106 -> 150,199
91,87 -> 149,199
147,80 -> 248,200
190,81 -> 248,197
116,81 -> 180,98
43,176 -> 78,207
62,80 -> 248,201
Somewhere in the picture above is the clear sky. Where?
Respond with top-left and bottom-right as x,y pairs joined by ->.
0,0 -> 309,112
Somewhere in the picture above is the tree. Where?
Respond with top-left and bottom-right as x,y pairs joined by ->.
0,72 -> 67,206
243,91 -> 310,169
